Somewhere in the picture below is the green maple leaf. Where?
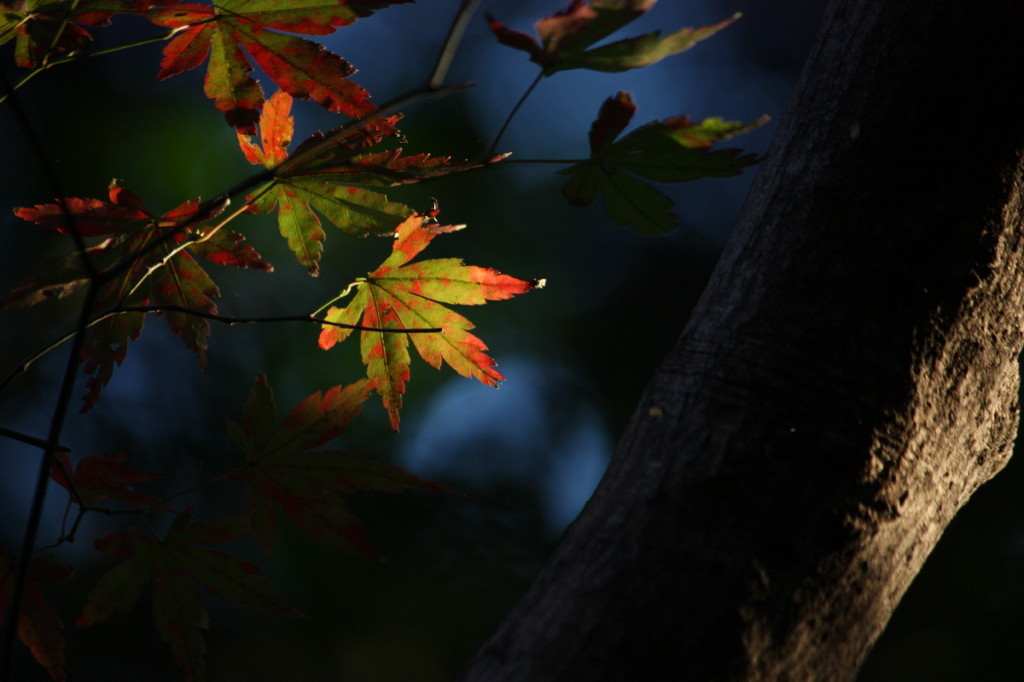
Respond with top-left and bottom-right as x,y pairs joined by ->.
486,0 -> 737,76
145,0 -> 411,131
559,91 -> 767,233
237,90 -> 502,275
318,215 -> 543,429
79,512 -> 303,682
227,374 -> 444,556
0,549 -> 73,682
4,180 -> 272,410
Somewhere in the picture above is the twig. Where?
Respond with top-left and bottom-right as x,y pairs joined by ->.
0,282 -> 98,681
113,305 -> 443,334
0,301 -> 444,397
0,58 -> 94,681
0,330 -> 78,395
0,28 -> 182,105
120,194 -> 263,304
0,426 -> 70,454
97,192 -> 235,286
488,72 -> 543,155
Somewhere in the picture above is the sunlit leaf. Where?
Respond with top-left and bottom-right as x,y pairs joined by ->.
145,0 -> 412,130
238,91 -> 500,275
0,0 -> 134,67
318,215 -> 543,429
5,180 -> 271,410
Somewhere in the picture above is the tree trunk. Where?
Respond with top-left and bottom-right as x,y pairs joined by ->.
459,1 -> 1024,680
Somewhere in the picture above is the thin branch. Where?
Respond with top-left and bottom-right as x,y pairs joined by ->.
114,305 -> 443,334
429,0 -> 480,90
489,71 -> 543,155
0,30 -> 180,105
0,282 -> 98,681
0,299 -> 445,397
97,192 -> 234,286
0,426 -> 70,453
0,55 -> 95,680
0,63 -> 93,279
0,329 -> 78,396
120,193 -> 262,304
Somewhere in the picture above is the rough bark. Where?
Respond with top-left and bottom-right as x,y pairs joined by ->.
459,1 -> 1024,680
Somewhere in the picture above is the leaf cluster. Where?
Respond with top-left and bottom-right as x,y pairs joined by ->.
0,0 -> 763,679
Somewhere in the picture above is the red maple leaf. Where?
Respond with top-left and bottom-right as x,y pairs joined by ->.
79,512 -> 304,682
49,451 -> 163,509
0,549 -> 73,681
318,215 -> 544,429
227,374 -> 444,556
4,180 -> 272,410
237,90 -> 504,275
145,0 -> 411,131
0,0 -> 139,67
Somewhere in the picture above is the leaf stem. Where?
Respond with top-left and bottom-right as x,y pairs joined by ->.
0,29 -> 179,105
488,71 -> 543,155
0,426 -> 70,454
311,281 -> 359,317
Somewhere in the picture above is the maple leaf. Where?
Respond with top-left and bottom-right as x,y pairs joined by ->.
0,548 -> 73,682
0,0 -> 132,68
50,451 -> 164,509
559,91 -> 766,233
144,0 -> 411,131
79,512 -> 304,682
318,215 -> 543,429
238,91 -> 501,275
486,0 -> 738,76
5,180 -> 272,410
227,374 -> 443,556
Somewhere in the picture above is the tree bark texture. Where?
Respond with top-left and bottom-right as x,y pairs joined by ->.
460,1 -> 1024,680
